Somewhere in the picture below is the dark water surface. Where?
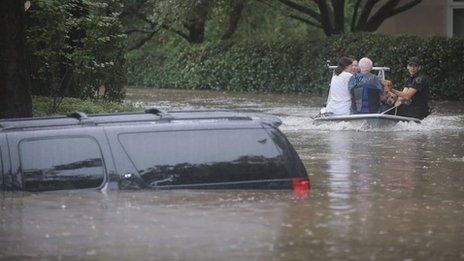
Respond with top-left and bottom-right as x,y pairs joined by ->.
1,88 -> 464,260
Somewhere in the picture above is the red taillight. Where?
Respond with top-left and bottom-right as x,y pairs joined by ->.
293,178 -> 310,199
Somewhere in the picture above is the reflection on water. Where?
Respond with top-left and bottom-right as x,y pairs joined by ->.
0,191 -> 294,260
325,132 -> 354,258
1,88 -> 464,260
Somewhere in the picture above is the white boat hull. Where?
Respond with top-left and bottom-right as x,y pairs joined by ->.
314,113 -> 421,128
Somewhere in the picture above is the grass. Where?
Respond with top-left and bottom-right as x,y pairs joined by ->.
32,96 -> 141,117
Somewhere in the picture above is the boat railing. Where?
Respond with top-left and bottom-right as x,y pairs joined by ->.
327,61 -> 390,80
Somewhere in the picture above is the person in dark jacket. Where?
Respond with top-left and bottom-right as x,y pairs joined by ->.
348,57 -> 383,114
391,57 -> 430,120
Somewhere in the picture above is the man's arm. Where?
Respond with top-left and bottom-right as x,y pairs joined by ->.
348,75 -> 356,91
393,75 -> 425,100
391,87 -> 417,100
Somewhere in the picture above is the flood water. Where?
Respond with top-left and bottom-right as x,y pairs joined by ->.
1,88 -> 464,260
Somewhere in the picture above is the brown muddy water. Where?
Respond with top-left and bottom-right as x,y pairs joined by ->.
1,88 -> 464,260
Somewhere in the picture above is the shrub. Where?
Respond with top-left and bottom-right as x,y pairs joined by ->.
26,0 -> 127,102
127,33 -> 464,100
32,96 -> 139,117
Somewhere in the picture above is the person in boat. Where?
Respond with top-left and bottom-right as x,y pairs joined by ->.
351,59 -> 360,74
324,57 -> 354,115
348,57 -> 384,114
390,57 -> 430,120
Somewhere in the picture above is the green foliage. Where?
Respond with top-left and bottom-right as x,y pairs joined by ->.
126,33 -> 464,100
210,1 -> 319,42
26,0 -> 127,102
123,0 -> 318,48
325,34 -> 464,99
32,96 -> 140,117
122,0 -> 191,32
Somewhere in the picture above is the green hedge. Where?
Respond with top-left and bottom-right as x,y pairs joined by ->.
127,33 -> 464,100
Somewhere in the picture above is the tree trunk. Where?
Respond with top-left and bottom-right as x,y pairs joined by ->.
314,0 -> 334,36
222,0 -> 245,40
186,21 -> 205,44
359,0 -> 423,32
352,0 -> 423,32
331,0 -> 345,34
185,2 -> 209,44
0,0 -> 32,118
279,0 -> 423,35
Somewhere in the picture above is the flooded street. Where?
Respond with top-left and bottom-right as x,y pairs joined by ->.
2,88 -> 464,260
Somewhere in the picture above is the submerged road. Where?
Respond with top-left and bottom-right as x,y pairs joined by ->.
1,88 -> 464,260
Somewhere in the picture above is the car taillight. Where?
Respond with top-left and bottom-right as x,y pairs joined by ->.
293,178 -> 310,199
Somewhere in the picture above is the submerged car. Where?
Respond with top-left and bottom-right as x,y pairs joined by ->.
0,109 -> 309,192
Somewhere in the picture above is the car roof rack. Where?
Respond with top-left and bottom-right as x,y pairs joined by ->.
144,108 -> 162,115
0,109 -> 253,131
67,111 -> 88,120
67,112 -> 96,126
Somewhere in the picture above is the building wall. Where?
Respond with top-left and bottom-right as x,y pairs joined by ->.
376,0 -> 447,37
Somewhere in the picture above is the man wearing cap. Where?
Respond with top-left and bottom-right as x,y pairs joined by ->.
391,57 -> 430,119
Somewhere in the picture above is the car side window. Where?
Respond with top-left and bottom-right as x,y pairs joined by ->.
0,145 -> 3,173
119,129 -> 287,187
0,145 -> 3,185
19,137 -> 105,191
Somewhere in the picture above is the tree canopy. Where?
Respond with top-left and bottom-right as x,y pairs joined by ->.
1,0 -> 429,117
275,0 -> 423,36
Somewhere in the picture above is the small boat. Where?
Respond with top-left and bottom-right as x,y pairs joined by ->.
317,63 -> 422,128
313,113 -> 421,128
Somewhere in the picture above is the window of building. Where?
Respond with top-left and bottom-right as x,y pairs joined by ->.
448,0 -> 464,37
19,137 -> 105,191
